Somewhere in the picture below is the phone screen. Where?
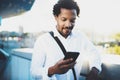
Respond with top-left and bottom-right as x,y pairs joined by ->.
64,52 -> 80,62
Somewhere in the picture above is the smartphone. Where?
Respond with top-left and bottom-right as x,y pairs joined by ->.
64,52 -> 80,62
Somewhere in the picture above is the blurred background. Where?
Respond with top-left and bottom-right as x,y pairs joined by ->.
0,0 -> 120,55
0,0 -> 120,80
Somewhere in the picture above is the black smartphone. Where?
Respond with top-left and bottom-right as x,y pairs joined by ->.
64,52 -> 80,62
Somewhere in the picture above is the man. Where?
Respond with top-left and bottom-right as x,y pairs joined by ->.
30,0 -> 102,80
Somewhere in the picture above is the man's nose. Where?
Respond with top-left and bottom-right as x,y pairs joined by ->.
65,21 -> 72,27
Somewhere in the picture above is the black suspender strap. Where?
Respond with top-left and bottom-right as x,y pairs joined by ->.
49,31 -> 77,80
54,37 -> 67,55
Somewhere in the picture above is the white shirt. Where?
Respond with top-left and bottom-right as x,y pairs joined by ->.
30,28 -> 102,80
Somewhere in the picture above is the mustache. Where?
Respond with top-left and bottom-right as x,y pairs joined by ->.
64,26 -> 73,30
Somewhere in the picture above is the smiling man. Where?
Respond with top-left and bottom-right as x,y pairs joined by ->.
55,8 -> 76,38
30,0 -> 102,80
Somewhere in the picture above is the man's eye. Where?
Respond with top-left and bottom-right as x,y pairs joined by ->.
62,19 -> 66,21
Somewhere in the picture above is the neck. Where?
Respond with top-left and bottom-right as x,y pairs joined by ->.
59,31 -> 71,39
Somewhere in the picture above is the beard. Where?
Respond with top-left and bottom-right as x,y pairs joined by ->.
64,26 -> 73,30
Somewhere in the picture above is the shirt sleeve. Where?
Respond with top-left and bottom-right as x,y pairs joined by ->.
82,34 -> 102,72
30,36 -> 57,80
88,47 -> 102,72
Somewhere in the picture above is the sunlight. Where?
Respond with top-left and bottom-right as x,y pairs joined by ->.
17,0 -> 58,32
0,0 -> 120,34
0,16 -> 20,32
101,54 -> 120,65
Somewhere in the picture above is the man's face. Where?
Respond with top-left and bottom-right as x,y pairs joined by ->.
55,8 -> 77,38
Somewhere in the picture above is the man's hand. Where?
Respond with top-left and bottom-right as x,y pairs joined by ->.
86,67 -> 100,80
48,58 -> 76,77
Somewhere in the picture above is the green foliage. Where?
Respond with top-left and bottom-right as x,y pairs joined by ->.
97,32 -> 120,55
107,45 -> 120,55
112,33 -> 120,41
97,41 -> 116,47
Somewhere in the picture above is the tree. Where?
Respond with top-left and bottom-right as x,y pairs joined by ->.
112,33 -> 120,42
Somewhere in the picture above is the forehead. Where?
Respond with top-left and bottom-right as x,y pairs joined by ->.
59,8 -> 77,18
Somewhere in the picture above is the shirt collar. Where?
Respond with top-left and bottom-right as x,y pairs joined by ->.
52,26 -> 72,39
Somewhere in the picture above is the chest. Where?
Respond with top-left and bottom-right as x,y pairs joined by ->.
45,37 -> 81,60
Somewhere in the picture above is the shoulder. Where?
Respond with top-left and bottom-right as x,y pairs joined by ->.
35,32 -> 52,43
72,30 -> 88,39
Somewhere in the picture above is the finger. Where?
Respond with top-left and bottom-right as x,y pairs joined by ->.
62,58 -> 73,65
67,61 -> 76,68
60,61 -> 76,69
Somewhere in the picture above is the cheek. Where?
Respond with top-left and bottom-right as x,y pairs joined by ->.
58,21 -> 64,26
58,22 -> 65,28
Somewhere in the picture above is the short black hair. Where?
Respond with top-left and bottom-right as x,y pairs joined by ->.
53,0 -> 80,17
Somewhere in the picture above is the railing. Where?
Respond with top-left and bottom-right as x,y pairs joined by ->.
0,48 -> 33,80
1,48 -> 120,80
